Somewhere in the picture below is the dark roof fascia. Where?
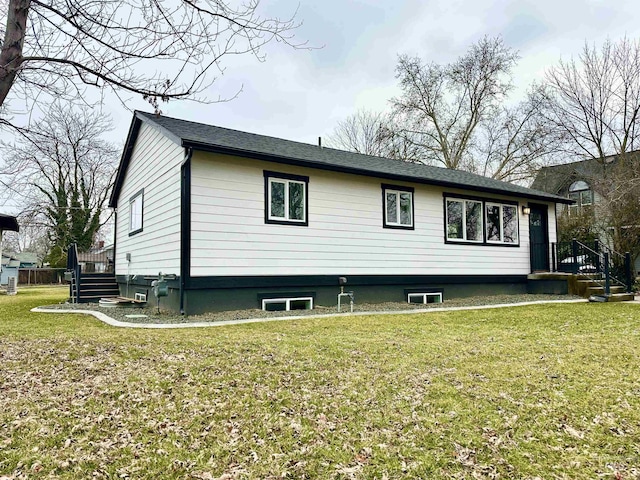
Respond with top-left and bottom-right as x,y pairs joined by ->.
184,140 -> 572,204
109,116 -> 141,208
0,214 -> 19,232
109,112 -> 184,208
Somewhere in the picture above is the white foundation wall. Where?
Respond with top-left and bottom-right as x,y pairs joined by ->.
190,152 -> 556,277
114,123 -> 183,276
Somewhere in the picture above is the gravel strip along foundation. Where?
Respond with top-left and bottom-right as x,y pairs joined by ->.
33,294 -> 587,328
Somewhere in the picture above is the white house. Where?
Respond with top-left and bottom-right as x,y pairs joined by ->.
108,112 -> 570,314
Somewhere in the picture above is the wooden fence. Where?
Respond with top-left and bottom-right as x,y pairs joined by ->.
18,268 -> 66,285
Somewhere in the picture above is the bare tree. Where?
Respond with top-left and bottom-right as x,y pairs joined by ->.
0,0 -> 305,130
594,153 -> 640,264
539,38 -> 640,262
1,104 -> 118,266
2,211 -> 49,262
475,92 -> 558,182
539,37 -> 640,159
326,109 -> 423,162
391,36 -> 524,175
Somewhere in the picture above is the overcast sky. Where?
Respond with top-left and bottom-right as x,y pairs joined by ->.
100,0 -> 640,147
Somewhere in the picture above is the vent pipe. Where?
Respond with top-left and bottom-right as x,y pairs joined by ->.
318,136 -> 322,148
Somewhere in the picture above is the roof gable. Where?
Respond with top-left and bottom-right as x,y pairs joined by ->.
531,152 -> 640,195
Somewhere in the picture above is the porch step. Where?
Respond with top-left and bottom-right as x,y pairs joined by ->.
78,273 -> 119,303
589,293 -> 635,303
585,285 -> 625,296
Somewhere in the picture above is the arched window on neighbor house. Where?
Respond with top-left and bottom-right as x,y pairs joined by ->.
567,180 -> 593,215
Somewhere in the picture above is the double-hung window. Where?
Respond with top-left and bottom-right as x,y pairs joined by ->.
485,203 -> 518,244
446,198 -> 483,242
264,171 -> 309,226
382,184 -> 414,229
129,189 -> 144,236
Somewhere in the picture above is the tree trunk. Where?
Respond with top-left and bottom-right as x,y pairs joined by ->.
0,0 -> 30,108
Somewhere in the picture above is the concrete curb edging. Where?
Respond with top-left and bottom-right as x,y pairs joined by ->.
31,299 -> 590,329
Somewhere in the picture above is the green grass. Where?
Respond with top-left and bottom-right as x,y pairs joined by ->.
2,287 -> 640,479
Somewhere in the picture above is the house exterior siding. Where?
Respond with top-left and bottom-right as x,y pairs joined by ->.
114,122 -> 183,276
190,152 -> 555,278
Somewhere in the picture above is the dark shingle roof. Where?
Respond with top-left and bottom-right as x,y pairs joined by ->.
110,111 -> 571,207
531,152 -> 640,195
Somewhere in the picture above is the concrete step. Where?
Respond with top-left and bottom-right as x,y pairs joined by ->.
585,285 -> 625,296
607,293 -> 635,302
589,293 -> 635,302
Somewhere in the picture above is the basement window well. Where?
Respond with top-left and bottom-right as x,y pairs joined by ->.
407,292 -> 443,305
262,297 -> 314,312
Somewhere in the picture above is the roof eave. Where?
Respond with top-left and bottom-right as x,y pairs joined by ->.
183,140 -> 572,204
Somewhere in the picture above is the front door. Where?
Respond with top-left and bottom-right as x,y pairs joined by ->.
529,204 -> 549,272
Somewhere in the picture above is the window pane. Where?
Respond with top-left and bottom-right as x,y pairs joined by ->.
580,189 -> 593,205
289,182 -> 305,220
447,200 -> 463,239
486,204 -> 501,241
466,201 -> 482,241
130,195 -> 142,232
503,205 -> 518,243
399,192 -> 412,225
569,192 -> 580,203
386,192 -> 398,223
270,181 -> 285,218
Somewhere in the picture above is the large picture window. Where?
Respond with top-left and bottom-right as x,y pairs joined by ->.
129,189 -> 144,236
382,184 -> 414,229
446,198 -> 483,242
444,194 -> 519,246
264,171 -> 309,226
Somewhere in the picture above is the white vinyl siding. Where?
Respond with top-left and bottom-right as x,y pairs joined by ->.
114,123 -> 183,275
190,152 -> 550,277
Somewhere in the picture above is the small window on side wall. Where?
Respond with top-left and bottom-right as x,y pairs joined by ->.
129,189 -> 144,236
264,171 -> 309,226
382,184 -> 414,229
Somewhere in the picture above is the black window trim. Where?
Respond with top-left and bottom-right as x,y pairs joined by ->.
128,188 -> 144,236
442,193 -> 520,247
381,183 -> 415,230
263,170 -> 309,227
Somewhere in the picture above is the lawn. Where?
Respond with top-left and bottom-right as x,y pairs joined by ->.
1,287 -> 640,479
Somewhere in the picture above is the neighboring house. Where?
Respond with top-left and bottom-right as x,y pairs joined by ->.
1,253 -> 19,285
77,242 -> 114,273
0,214 -> 19,285
532,152 -> 640,272
109,112 -> 570,314
15,252 -> 38,268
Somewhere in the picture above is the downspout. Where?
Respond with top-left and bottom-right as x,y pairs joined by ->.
180,147 -> 193,315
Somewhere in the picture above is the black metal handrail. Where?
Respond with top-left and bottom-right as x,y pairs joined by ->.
552,239 -> 633,294
66,244 -> 81,303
